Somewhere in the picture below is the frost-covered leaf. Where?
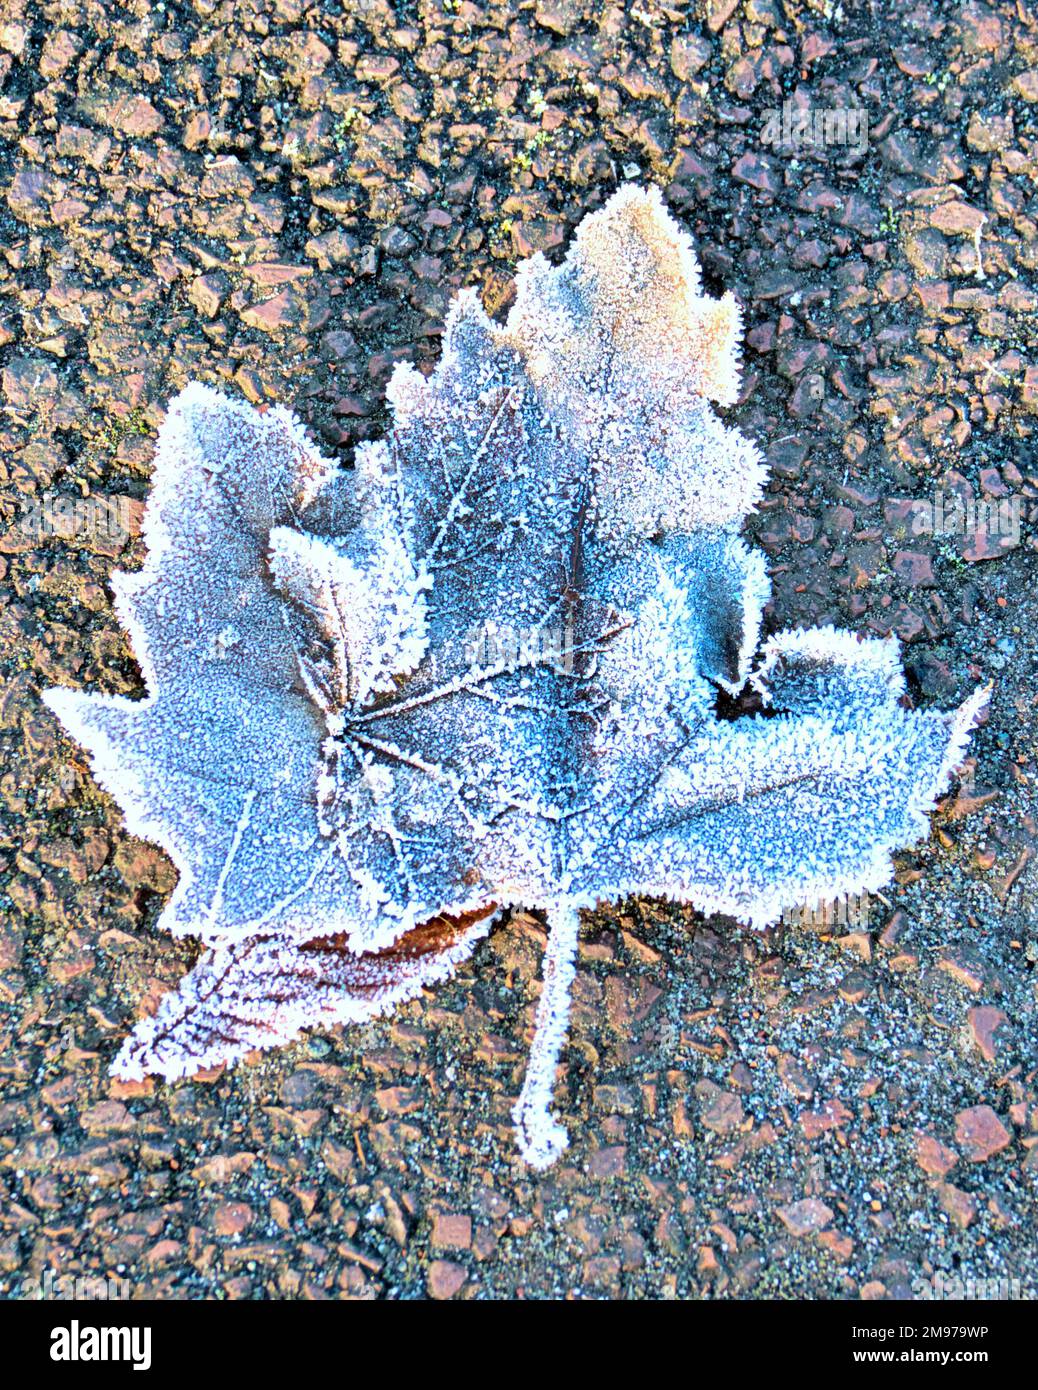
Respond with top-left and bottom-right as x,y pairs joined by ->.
45,185 -> 986,1168
112,905 -> 497,1082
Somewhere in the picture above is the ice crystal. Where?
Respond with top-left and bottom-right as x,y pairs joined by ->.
44,186 -> 986,1168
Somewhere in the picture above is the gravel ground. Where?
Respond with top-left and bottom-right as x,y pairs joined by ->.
1,0 -> 1036,1300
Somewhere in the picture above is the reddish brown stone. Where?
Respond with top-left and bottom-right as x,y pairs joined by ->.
696,1080 -> 745,1135
800,1098 -> 853,1140
967,1006 -> 1008,1062
105,94 -> 164,139
588,1144 -> 627,1178
954,1106 -> 1012,1162
188,273 -> 229,320
240,289 -> 300,334
937,951 -> 988,994
914,1132 -> 958,1178
776,1198 -> 834,1237
431,1213 -> 472,1251
817,1229 -> 854,1261
732,154 -> 781,195
892,550 -> 935,586
938,1183 -> 978,1230
214,1202 -> 253,1236
427,1260 -> 467,1300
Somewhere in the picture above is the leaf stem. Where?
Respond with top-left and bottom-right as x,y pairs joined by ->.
512,899 -> 581,1169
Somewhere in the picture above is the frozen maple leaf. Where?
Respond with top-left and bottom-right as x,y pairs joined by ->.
44,185 -> 987,1169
